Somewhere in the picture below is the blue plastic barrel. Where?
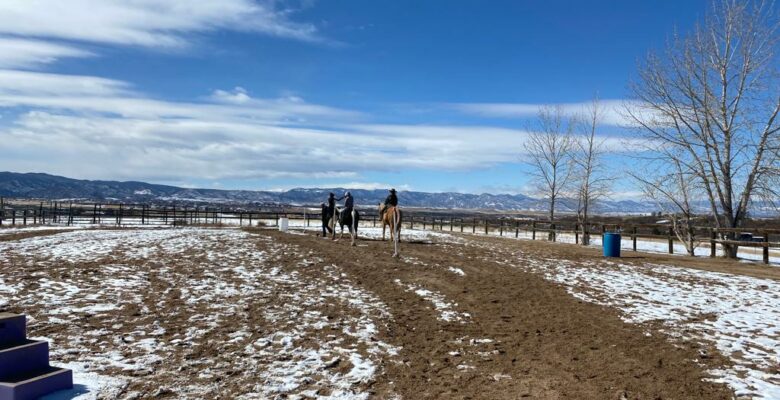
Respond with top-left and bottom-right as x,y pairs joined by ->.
603,232 -> 621,257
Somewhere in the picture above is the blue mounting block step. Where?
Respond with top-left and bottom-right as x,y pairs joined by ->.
0,313 -> 73,400
0,368 -> 73,400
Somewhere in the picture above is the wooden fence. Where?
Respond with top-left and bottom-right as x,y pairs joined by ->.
0,199 -> 777,264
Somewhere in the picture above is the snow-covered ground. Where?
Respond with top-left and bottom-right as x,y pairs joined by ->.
8,217 -> 777,264
0,227 -> 399,399
474,227 -> 780,265
393,279 -> 470,323
3,224 -> 779,398
0,225 -> 87,235
466,238 -> 780,399
286,224 -> 464,244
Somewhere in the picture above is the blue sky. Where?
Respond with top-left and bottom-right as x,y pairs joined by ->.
0,0 -> 715,197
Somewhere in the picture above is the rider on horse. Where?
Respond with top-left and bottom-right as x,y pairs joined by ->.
337,191 -> 354,216
380,188 -> 398,218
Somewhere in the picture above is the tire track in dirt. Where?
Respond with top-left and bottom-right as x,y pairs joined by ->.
255,228 -> 734,399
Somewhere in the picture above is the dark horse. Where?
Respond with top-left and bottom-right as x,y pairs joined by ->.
332,207 -> 360,246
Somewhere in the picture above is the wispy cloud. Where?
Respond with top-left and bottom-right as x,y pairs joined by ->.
0,68 -> 651,183
0,38 -> 94,69
0,0 -> 327,50
447,99 -> 638,126
0,70 -> 359,123
0,0 -> 331,70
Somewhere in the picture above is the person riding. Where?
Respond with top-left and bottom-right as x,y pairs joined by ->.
381,188 -> 398,218
337,191 -> 354,217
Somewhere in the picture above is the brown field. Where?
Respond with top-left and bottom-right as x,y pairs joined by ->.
0,226 -> 777,399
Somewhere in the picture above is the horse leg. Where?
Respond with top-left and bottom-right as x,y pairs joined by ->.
392,210 -> 401,257
351,210 -> 357,246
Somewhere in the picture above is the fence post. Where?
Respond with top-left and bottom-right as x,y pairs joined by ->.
632,226 -> 638,251
450,218 -> 453,231
668,227 -> 674,254
423,217 -> 426,230
275,213 -> 279,227
499,221 -> 503,236
484,219 -> 488,235
410,216 -> 414,230
532,221 -> 536,240
373,215 -> 376,227
763,231 -> 770,264
710,229 -> 716,257
472,218 -> 476,233
460,218 -> 464,233
551,223 -> 556,242
515,221 -> 519,238
575,223 -> 579,244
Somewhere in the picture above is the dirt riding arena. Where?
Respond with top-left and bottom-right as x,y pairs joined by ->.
1,224 -> 778,399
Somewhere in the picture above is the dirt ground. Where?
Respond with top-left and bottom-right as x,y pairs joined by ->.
4,226 -> 775,398
251,228 -> 734,399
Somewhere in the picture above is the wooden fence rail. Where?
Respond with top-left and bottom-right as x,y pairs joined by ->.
0,200 -> 777,264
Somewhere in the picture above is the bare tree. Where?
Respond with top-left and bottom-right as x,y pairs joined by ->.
524,105 -> 575,239
626,0 -> 780,258
632,157 -> 701,255
573,98 -> 612,245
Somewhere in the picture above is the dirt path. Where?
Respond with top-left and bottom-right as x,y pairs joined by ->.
253,229 -> 733,399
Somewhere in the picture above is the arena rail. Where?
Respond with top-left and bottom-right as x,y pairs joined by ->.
0,199 -> 776,264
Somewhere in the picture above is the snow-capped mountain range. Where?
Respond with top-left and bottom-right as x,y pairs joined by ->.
0,171 -> 680,214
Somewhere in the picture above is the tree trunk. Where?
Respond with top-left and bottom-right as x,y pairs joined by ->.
548,196 -> 555,241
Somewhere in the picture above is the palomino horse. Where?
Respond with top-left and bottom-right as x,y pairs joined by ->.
333,207 -> 359,246
379,204 -> 402,257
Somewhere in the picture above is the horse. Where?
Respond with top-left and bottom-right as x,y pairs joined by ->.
379,204 -> 402,257
332,207 -> 359,246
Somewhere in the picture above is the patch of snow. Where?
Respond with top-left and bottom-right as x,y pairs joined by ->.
41,362 -> 127,400
486,242 -> 780,399
447,267 -> 465,276
394,279 -> 470,323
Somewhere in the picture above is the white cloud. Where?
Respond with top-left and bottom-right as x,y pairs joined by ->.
0,0 -> 324,49
0,69 -> 132,97
0,38 -> 94,69
0,69 -> 651,183
210,87 -> 252,104
0,70 -> 359,123
448,99 -> 639,126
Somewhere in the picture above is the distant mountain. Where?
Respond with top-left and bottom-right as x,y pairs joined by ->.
0,171 -> 660,214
